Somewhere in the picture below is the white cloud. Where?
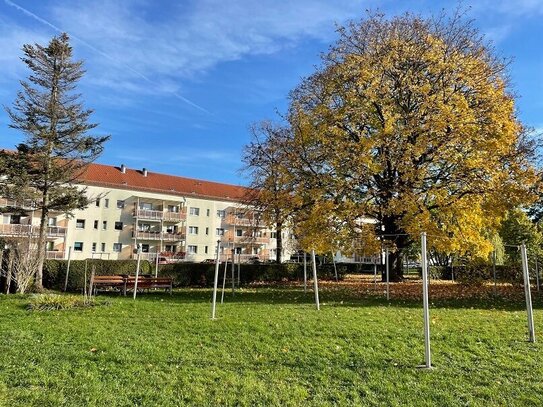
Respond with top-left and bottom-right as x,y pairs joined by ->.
46,0 -> 365,94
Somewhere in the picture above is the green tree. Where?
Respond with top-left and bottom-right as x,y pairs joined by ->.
285,11 -> 537,280
1,33 -> 109,289
500,209 -> 542,263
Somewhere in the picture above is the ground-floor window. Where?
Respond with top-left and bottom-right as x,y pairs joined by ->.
74,242 -> 83,252
188,245 -> 197,254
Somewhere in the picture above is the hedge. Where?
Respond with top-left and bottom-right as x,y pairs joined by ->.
158,262 -> 346,287
417,264 -> 524,286
43,260 -> 346,291
43,259 -> 152,292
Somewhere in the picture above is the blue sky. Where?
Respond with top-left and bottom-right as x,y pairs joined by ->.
0,0 -> 542,185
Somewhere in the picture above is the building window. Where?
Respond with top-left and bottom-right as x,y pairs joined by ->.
168,205 -> 178,213
141,244 -> 150,253
117,200 -> 124,209
139,223 -> 150,231
114,222 -> 123,230
205,227 -> 209,235
94,220 -> 99,230
216,228 -> 224,236
187,245 -> 197,254
271,232 -> 277,239
101,243 -> 106,252
206,208 -> 210,216
76,219 -> 85,229
95,199 -> 100,207
74,242 -> 83,252
102,221 -> 107,230
236,229 -> 243,237
217,210 -> 225,218
140,202 -> 152,210
204,246 -> 208,254
92,242 -> 97,252
113,243 -> 122,252
189,226 -> 199,235
189,207 -> 200,216
48,217 -> 57,226
104,199 -> 109,208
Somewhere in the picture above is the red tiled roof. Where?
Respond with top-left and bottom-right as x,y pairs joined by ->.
78,163 -> 250,202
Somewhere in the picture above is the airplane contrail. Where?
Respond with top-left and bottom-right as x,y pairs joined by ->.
5,0 -> 211,114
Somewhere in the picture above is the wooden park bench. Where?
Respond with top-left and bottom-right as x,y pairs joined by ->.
92,275 -> 173,296
125,276 -> 173,295
92,275 -> 127,295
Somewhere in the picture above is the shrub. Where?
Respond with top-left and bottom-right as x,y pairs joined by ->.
27,294 -> 110,311
43,259 -> 152,292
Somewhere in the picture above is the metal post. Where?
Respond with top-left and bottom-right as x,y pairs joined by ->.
155,246 -> 160,278
493,250 -> 497,296
311,249 -> 320,310
451,255 -> 455,282
63,246 -> 72,292
521,243 -> 536,342
385,248 -> 390,301
133,246 -> 142,300
535,256 -> 540,292
221,258 -> 228,304
331,251 -> 338,282
231,248 -> 235,296
373,256 -> 377,289
89,265 -> 95,299
83,260 -> 88,300
421,232 -> 432,368
303,252 -> 307,293
237,252 -> 241,286
211,240 -> 221,319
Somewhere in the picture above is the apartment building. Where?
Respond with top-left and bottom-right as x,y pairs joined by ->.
0,163 -> 291,263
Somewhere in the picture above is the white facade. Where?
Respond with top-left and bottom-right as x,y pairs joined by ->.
0,182 -> 288,263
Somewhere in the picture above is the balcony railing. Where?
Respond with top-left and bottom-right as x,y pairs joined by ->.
133,230 -> 185,241
223,214 -> 265,227
46,251 -> 64,259
0,224 -> 67,238
0,198 -> 37,210
221,232 -> 270,245
134,209 -> 187,222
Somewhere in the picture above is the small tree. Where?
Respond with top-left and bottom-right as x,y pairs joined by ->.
2,33 -> 109,289
242,121 -> 298,263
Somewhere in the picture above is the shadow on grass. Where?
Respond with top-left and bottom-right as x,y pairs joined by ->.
93,285 -> 543,312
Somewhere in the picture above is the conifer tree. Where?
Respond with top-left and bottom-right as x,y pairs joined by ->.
2,33 -> 109,289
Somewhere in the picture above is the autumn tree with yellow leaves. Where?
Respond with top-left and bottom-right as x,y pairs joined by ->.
282,11 -> 537,280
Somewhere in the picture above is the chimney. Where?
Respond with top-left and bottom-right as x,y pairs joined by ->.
120,164 -> 126,174
142,168 -> 148,177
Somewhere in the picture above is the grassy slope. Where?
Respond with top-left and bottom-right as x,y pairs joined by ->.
0,285 -> 542,406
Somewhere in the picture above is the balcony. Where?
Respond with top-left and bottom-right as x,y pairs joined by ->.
133,230 -> 185,241
134,208 -> 187,222
46,251 -> 64,259
220,231 -> 270,245
0,198 -> 37,210
0,224 -> 67,238
223,214 -> 265,228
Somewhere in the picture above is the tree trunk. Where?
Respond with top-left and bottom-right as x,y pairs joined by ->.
276,222 -> 283,263
381,216 -> 409,282
35,196 -> 49,291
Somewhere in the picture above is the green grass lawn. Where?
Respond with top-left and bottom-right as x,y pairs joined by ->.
1,283 -> 543,406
